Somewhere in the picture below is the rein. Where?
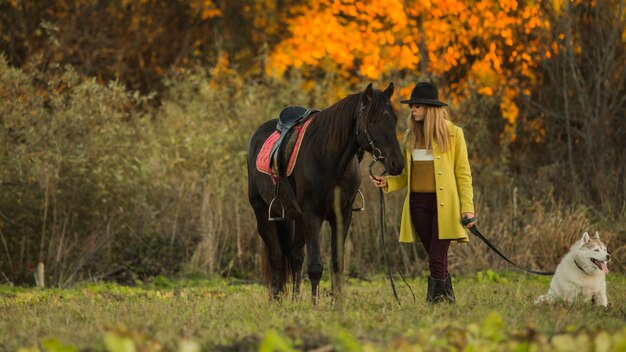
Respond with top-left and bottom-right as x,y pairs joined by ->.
461,216 -> 555,276
361,112 -> 416,304
368,158 -> 416,305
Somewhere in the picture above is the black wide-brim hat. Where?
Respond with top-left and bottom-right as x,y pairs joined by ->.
400,82 -> 447,106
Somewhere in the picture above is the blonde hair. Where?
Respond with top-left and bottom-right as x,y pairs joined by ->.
404,105 -> 451,153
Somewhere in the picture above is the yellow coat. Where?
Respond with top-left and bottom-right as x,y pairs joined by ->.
384,120 -> 474,243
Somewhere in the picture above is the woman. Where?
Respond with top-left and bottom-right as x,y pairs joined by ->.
370,82 -> 476,304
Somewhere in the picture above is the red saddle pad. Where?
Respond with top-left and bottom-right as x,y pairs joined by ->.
256,118 -> 313,177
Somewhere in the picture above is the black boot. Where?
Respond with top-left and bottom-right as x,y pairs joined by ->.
426,276 -> 448,304
444,276 -> 456,304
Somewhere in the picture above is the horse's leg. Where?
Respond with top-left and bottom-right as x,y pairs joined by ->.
250,196 -> 287,300
291,220 -> 305,300
329,207 -> 353,304
303,214 -> 323,304
276,220 -> 294,299
329,214 -> 342,302
259,223 -> 285,300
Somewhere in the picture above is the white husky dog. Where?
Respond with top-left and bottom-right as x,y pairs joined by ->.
536,231 -> 611,307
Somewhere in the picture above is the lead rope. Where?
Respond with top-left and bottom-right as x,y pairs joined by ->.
369,155 -> 416,305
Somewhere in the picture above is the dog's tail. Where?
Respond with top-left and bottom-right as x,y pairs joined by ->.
534,295 -> 546,305
535,293 -> 554,305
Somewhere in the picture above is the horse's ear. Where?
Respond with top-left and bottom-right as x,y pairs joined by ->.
383,82 -> 394,99
362,83 -> 374,104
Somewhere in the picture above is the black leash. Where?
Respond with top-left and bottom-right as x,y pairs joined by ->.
369,157 -> 416,305
461,216 -> 554,276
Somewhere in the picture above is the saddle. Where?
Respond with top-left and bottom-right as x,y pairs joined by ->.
260,105 -> 365,221
255,106 -> 317,221
269,106 -> 319,176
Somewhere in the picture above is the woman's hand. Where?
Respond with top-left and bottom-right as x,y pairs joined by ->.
370,175 -> 387,188
462,212 -> 476,228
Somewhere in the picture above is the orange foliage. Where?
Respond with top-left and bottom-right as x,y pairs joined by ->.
189,0 -> 222,19
267,0 -> 548,141
267,0 -> 410,80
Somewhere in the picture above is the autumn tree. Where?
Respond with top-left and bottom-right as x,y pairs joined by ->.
1,0 -> 224,92
0,0 -> 304,93
267,0 -> 546,140
520,0 -> 626,213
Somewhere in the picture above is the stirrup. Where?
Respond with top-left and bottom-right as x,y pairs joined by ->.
352,189 -> 365,212
268,197 -> 286,221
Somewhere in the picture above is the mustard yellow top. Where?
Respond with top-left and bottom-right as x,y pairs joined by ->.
409,133 -> 436,192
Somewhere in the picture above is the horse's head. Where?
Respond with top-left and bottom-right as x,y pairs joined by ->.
357,82 -> 404,175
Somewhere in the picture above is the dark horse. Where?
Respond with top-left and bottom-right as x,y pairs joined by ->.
247,83 -> 404,301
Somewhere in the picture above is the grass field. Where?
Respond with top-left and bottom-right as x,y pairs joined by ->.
1,272 -> 625,351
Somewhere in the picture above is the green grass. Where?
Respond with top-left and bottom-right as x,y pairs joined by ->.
1,272 -> 625,351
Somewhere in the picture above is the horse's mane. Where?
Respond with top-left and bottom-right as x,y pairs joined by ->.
309,89 -> 393,154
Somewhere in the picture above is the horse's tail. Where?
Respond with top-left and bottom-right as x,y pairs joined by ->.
262,221 -> 293,297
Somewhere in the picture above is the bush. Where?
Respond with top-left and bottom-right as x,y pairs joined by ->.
0,56 -> 624,288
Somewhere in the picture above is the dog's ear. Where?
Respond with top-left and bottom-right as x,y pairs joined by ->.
593,231 -> 600,240
581,232 -> 590,244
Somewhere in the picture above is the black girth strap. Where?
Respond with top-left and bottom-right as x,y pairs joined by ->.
462,217 -> 555,276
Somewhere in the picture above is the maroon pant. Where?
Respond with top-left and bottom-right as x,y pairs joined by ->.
409,192 -> 451,280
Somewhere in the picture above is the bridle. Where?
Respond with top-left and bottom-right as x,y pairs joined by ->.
356,101 -> 385,169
